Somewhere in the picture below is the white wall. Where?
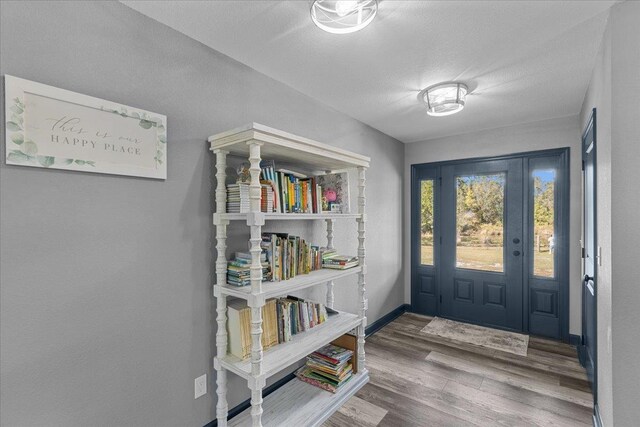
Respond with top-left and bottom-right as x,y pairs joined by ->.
404,116 -> 583,335
581,2 -> 640,425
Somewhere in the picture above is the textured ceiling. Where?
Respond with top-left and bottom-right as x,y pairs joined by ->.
122,1 -> 614,143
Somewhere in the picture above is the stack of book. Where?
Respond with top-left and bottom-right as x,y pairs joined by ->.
226,252 -> 271,287
226,183 -> 275,213
322,254 -> 359,270
226,183 -> 250,213
227,296 -> 330,359
320,248 -> 337,262
260,182 -> 274,213
296,344 -> 354,393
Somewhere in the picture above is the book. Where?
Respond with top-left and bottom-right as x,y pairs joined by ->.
315,171 -> 350,213
296,343 -> 354,393
226,183 -> 250,213
227,298 -> 278,359
227,252 -> 271,286
322,252 -> 359,270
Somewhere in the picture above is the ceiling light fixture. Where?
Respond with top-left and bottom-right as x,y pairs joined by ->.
311,0 -> 378,34
420,82 -> 468,117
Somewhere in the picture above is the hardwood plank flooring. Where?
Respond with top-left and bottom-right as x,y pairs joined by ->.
323,313 -> 593,427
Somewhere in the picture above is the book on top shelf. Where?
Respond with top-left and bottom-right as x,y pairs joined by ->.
315,171 -> 350,214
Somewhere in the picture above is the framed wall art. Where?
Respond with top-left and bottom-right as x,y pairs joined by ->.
4,75 -> 167,179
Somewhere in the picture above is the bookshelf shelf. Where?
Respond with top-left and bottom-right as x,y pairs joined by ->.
228,371 -> 370,427
210,123 -> 370,427
215,212 -> 362,221
215,266 -> 363,301
218,310 -> 361,381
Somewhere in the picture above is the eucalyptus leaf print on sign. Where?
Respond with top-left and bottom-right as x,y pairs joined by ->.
5,75 -> 167,178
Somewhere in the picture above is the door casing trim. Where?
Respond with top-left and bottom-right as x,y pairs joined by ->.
581,108 -> 598,406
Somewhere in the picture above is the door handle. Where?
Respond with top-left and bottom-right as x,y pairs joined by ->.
513,250 -> 521,256
584,274 -> 594,282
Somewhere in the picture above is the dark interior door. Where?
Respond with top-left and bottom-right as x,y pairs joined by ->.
440,159 -> 524,331
582,109 -> 597,397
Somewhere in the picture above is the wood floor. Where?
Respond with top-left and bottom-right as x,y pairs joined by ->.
323,313 -> 593,427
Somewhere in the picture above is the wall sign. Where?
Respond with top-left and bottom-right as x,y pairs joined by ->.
4,75 -> 167,179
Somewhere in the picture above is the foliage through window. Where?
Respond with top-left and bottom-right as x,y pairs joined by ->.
456,174 -> 505,272
420,180 -> 434,265
533,170 -> 555,277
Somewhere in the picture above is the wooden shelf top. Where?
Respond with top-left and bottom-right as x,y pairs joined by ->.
209,123 -> 370,171
216,212 -> 362,221
216,266 -> 362,300
228,371 -> 369,427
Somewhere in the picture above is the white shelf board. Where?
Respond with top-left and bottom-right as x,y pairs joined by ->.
216,266 -> 362,300
228,371 -> 369,427
219,310 -> 362,381
209,123 -> 370,171
217,212 -> 362,221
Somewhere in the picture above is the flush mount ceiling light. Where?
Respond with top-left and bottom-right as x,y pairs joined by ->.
420,82 -> 469,117
311,0 -> 378,34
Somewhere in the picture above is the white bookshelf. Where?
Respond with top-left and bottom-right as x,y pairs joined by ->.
209,123 -> 370,427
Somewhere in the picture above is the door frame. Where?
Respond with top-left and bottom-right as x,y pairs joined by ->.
580,108 -> 598,404
410,148 -> 571,341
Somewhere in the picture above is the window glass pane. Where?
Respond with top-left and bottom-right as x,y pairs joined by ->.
420,180 -> 434,265
456,174 -> 505,272
533,169 -> 555,277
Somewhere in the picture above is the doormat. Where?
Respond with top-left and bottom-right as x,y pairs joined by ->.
420,317 -> 529,356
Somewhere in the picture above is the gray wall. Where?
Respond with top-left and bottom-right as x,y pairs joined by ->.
0,2 -> 404,426
403,116 -> 583,335
580,2 -> 640,425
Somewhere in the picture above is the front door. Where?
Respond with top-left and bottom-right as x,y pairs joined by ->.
411,149 -> 570,338
440,159 -> 524,331
581,109 -> 597,397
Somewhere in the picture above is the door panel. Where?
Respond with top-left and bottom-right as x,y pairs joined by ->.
527,156 -> 564,338
441,159 -> 523,331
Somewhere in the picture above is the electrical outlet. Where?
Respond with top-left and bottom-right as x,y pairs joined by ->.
195,374 -> 207,399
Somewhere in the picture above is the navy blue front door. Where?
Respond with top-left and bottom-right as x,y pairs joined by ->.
440,159 -> 524,331
411,149 -> 570,339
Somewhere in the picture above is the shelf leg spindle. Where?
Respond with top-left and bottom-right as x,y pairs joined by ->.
356,166 -> 368,373
325,218 -> 335,309
248,141 -> 264,427
249,305 -> 264,427
214,149 -> 229,426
